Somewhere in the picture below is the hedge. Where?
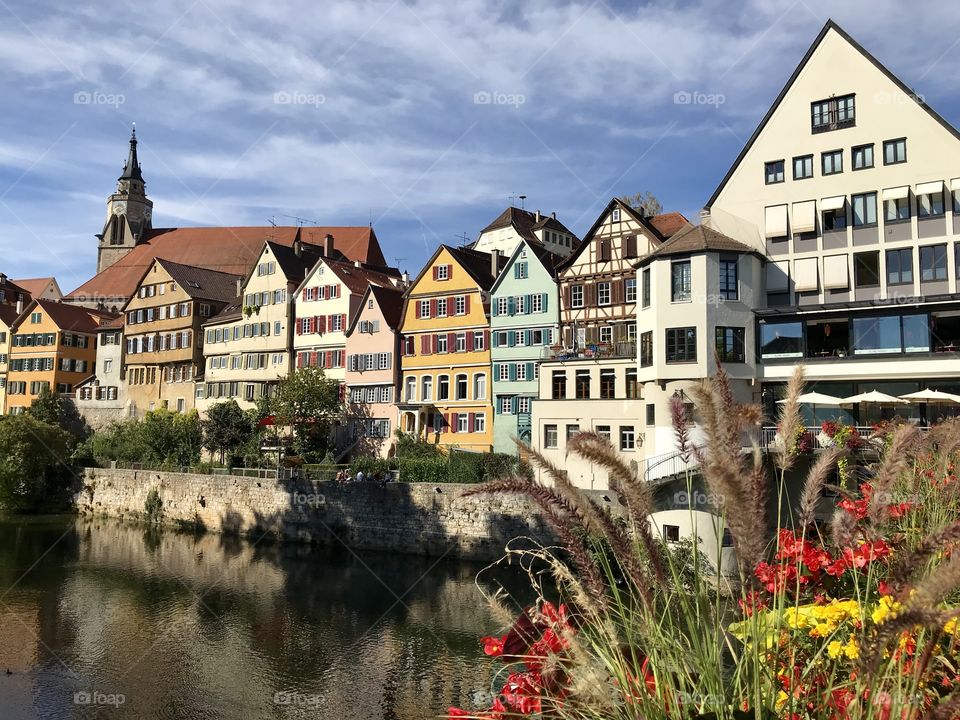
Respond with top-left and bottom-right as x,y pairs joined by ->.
398,457 -> 449,484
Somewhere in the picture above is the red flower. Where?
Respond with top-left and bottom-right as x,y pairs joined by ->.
482,635 -> 507,657
447,708 -> 470,718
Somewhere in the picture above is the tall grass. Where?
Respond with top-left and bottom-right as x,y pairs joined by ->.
454,366 -> 960,719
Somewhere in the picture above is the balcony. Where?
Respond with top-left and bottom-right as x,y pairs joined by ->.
542,341 -> 636,362
759,424 -> 929,451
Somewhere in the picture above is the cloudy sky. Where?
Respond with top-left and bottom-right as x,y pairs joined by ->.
1,0 -> 959,293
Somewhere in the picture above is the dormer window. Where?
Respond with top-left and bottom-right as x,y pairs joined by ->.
611,208 -> 621,222
811,94 -> 855,133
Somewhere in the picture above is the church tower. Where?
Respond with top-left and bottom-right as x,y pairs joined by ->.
97,127 -> 154,273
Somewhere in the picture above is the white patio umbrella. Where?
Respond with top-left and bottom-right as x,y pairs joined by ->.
899,389 -> 960,404
843,390 -> 904,404
777,391 -> 846,406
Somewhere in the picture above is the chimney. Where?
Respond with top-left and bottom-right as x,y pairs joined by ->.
491,249 -> 501,278
354,260 -> 361,268
551,211 -> 556,219
16,298 -> 23,314
235,278 -> 242,296
535,210 -> 541,222
293,237 -> 303,258
325,233 -> 335,257
0,273 -> 6,285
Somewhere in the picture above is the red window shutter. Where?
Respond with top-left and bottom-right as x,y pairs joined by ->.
448,296 -> 456,312
338,384 -> 346,402
341,313 -> 347,329
432,334 -> 438,353
296,353 -> 303,368
400,336 -> 407,356
448,413 -> 456,433
430,298 -> 437,317
426,414 -> 434,432
564,285 -> 571,308
421,335 -> 431,354
326,351 -> 333,368
302,289 -> 308,301
468,413 -> 475,433
308,351 -> 316,367
447,332 -> 455,350
483,329 -> 490,349
447,264 -> 453,278
318,316 -> 326,334
296,320 -> 302,335
464,295 -> 471,314
432,266 -> 439,280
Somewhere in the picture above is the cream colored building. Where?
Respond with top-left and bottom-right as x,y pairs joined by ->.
75,317 -> 130,427
198,239 -> 326,412
472,206 -> 580,258
704,19 -> 960,425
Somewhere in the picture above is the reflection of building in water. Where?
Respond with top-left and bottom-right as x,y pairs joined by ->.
0,598 -> 42,672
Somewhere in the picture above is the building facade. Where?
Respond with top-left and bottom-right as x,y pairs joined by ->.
10,277 -> 61,302
489,240 -> 560,454
472,206 -> 580,259
0,306 -> 18,414
122,259 -> 241,415
397,246 -> 499,452
75,317 -> 129,427
704,20 -> 960,425
198,240 -> 325,413
6,299 -> 117,414
344,285 -> 405,457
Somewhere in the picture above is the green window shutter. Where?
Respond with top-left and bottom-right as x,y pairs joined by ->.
525,330 -> 532,346
542,293 -> 548,312
509,363 -> 517,381
525,295 -> 532,314
492,332 -> 499,348
527,362 -> 534,379
514,264 -> 520,279
508,297 -> 515,315
508,331 -> 516,347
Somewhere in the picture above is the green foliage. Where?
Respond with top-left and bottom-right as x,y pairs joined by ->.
87,409 -> 202,467
143,488 -> 163,523
397,457 -> 449,484
350,457 -> 399,477
481,452 -> 519,481
448,451 -> 483,483
274,367 -> 342,457
394,430 -> 443,459
26,387 -> 91,455
201,400 -> 254,463
0,414 -> 73,512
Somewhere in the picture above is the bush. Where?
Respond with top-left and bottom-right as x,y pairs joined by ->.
481,452 -> 518,481
86,409 -> 202,467
448,451 -> 484,483
0,415 -> 73,512
350,457 -> 398,478
397,457 -> 448,484
143,488 -> 163,523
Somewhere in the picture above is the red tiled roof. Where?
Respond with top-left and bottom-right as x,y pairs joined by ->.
13,298 -> 119,334
10,277 -> 56,298
648,212 -> 691,239
635,224 -> 759,266
65,225 -> 385,303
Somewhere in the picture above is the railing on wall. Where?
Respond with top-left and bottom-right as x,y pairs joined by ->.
542,341 -> 637,362
642,447 -> 701,483
759,425 -> 886,451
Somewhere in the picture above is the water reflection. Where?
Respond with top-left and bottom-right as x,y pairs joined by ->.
0,516 -> 529,720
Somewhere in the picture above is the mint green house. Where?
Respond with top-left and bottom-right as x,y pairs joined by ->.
490,240 -> 561,454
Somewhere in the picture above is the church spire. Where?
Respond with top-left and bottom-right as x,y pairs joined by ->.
118,124 -> 143,183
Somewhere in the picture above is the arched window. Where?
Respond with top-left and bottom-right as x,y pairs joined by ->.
404,376 -> 416,402
473,373 -> 486,400
421,375 -> 433,401
437,375 -> 450,401
110,216 -> 126,245
455,373 -> 468,400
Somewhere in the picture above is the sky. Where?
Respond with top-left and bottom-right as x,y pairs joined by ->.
2,0 -> 960,294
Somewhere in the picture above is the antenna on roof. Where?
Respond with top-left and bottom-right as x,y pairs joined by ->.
455,232 -> 470,247
393,256 -> 406,270
519,195 -> 527,210
267,216 -> 277,227
282,213 -> 322,227
508,192 -> 517,206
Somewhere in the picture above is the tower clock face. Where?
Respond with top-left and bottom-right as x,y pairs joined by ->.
112,202 -> 127,216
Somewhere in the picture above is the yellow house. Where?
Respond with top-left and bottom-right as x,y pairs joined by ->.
397,245 -> 503,452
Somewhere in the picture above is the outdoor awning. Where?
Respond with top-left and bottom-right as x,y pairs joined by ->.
791,200 -> 816,233
777,392 -> 845,406
916,180 -> 944,196
950,178 -> 960,192
793,257 -> 819,292
900,389 -> 960,403
823,254 -> 849,289
766,260 -> 789,292
843,390 -> 904,404
881,185 -> 910,201
764,204 -> 788,238
820,195 -> 846,211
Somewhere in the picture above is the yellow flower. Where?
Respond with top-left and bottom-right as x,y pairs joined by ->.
776,690 -> 789,711
843,637 -> 859,659
872,596 -> 901,625
827,640 -> 843,659
945,617 -> 958,635
810,622 -> 834,638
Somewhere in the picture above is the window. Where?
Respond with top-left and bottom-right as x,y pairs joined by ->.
625,278 -> 637,303
566,424 -> 580,441
498,364 -> 510,381
517,396 -> 531,414
474,374 -> 486,400
854,251 -> 880,287
531,294 -> 543,313
719,256 -> 738,300
474,413 -> 486,433
571,285 -> 584,308
885,196 -> 910,222
920,245 -> 948,281
515,262 -> 528,279
575,370 -> 590,399
662,525 -> 680,543
421,376 -> 433,401
455,296 -> 466,315
715,326 -> 745,363
552,371 -> 566,399
764,160 -> 784,184
611,207 -> 620,222
883,138 -> 907,165
436,264 -> 449,281
499,396 -> 514,414
418,300 -> 430,318
821,150 -> 843,175
671,260 -> 691,302
496,297 -> 509,316
104,358 -> 113,373
645,403 -> 655,425
437,375 -> 450,400
473,332 -> 485,351
852,144 -> 874,170
30,312 -> 41,324
595,425 -> 611,443
455,374 -> 468,400
823,206 -> 847,231
851,192 -> 877,226
597,282 -> 611,306
544,425 -> 558,449
619,426 -> 636,451
456,333 -> 467,352
918,189 -> 945,218
436,298 -> 447,317
457,414 -> 469,433
641,269 -> 651,308
666,327 -> 697,363
793,154 -> 813,179
640,331 -> 653,367
811,94 -> 855,133
852,316 -> 904,355
436,334 -> 448,353
886,248 -> 913,285
597,326 -> 611,345
600,369 -> 615,399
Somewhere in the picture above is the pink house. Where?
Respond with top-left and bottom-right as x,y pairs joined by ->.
344,284 -> 404,458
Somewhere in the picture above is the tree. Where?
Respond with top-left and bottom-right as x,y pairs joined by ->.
27,387 -> 90,447
201,400 -> 253,464
0,415 -> 73,512
273,367 -> 343,459
618,191 -> 663,217
87,409 -> 202,467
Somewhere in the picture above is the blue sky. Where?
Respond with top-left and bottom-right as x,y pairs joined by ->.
2,0 -> 960,294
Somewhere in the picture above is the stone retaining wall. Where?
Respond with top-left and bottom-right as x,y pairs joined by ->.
76,468 -> 626,561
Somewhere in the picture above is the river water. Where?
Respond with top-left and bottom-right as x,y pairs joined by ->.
0,515 -> 526,720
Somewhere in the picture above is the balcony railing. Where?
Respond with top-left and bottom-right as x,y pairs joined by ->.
757,425 -> 931,451
543,341 -> 636,362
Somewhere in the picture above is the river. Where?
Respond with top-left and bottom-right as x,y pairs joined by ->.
0,515 -> 527,719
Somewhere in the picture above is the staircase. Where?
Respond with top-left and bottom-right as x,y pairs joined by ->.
642,448 -> 702,484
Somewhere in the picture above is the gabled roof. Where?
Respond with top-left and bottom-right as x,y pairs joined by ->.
154,259 -> 241,303
0,304 -> 21,327
11,277 -> 60,299
0,276 -> 29,301
447,245 -> 506,290
479,206 -> 580,246
203,299 -> 243,327
65,225 -> 386,303
346,284 -> 405,336
704,19 -> 960,210
319,258 -> 400,296
266,241 -> 328,285
490,238 -> 562,295
648,211 -> 691,239
12,298 -> 118,334
634,224 -> 760,267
